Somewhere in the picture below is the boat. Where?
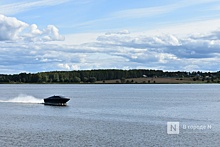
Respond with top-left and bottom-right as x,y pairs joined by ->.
44,95 -> 70,106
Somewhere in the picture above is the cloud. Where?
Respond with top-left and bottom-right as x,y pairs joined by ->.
30,24 -> 42,35
113,5 -> 173,19
0,14 -> 28,41
112,0 -> 220,19
0,0 -> 70,15
42,25 -> 65,41
0,15 -> 64,42
90,28 -> 220,71
105,30 -> 130,35
58,63 -> 80,70
1,19 -> 220,73
191,29 -> 220,41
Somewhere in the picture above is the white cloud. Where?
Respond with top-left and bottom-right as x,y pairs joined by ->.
30,24 -> 42,35
0,14 -> 28,41
0,15 -> 64,42
58,63 -> 80,70
42,25 -> 65,41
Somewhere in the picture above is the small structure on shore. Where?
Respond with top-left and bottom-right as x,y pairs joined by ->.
44,95 -> 70,106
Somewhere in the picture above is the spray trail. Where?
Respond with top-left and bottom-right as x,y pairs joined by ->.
0,94 -> 44,104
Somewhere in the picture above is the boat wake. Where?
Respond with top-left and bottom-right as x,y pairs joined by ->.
0,94 -> 44,104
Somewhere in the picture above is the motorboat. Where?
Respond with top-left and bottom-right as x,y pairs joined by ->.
44,95 -> 70,106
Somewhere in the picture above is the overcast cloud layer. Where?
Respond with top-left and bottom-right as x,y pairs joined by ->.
1,0 -> 220,73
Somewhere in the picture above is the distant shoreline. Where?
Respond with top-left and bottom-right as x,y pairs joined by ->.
0,77 -> 218,84
0,69 -> 219,84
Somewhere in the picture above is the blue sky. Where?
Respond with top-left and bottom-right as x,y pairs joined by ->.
1,0 -> 220,73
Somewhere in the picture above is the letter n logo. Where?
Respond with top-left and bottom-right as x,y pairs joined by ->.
167,122 -> 179,134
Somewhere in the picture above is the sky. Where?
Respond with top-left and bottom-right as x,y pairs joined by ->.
1,0 -> 220,73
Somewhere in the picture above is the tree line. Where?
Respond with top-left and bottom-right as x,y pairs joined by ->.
0,69 -> 219,83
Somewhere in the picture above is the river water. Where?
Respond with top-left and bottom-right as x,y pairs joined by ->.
0,84 -> 220,146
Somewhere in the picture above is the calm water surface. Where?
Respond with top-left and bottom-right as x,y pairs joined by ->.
0,84 -> 220,146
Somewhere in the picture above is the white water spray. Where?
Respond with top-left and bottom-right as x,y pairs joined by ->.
0,94 -> 44,104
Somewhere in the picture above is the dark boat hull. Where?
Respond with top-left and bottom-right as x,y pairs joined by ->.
44,96 -> 70,106
44,102 -> 68,106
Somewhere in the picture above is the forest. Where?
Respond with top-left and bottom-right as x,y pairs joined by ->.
0,69 -> 219,84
